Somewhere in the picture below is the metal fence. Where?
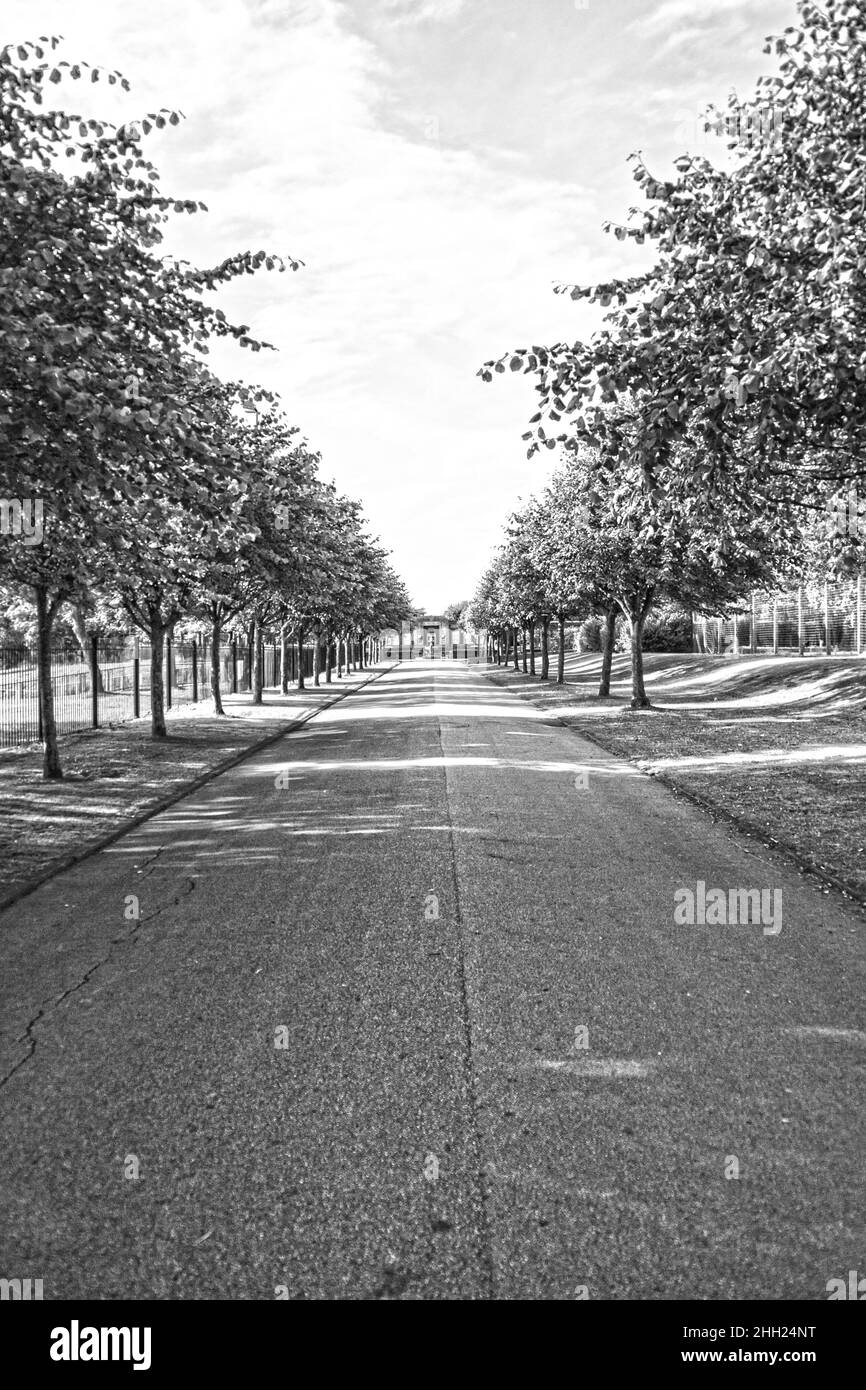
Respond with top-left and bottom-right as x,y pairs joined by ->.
0,635 -> 324,750
694,578 -> 866,656
382,643 -> 484,661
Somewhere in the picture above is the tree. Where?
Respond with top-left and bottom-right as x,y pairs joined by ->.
443,599 -> 469,631
0,39 -> 299,773
480,1 -> 866,535
528,475 -> 618,689
472,407 -> 798,707
552,427 -> 795,706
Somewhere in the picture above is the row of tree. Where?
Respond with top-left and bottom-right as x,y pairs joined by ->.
468,419 -> 828,703
474,0 -> 865,702
0,39 -> 411,778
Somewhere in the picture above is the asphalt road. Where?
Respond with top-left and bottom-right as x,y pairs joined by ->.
1,662 -> 863,1299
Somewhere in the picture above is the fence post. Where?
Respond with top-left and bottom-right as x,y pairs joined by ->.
231,638 -> 238,694
90,633 -> 99,728
192,639 -> 198,703
133,635 -> 140,719
797,586 -> 805,656
166,635 -> 172,709
750,593 -> 757,653
772,597 -> 779,655
37,655 -> 43,743
733,612 -> 740,657
824,581 -> 832,655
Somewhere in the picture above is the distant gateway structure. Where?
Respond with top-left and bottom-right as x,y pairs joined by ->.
379,615 -> 482,661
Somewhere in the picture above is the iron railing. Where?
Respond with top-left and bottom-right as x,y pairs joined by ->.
381,643 -> 484,661
0,636 -> 329,749
694,579 -> 866,656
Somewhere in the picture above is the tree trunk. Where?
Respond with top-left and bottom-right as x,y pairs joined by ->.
598,605 -> 618,698
512,626 -> 519,671
628,604 -> 651,709
313,632 -> 321,687
337,633 -> 343,678
529,622 -> 536,675
521,626 -> 528,674
210,611 -> 225,715
34,584 -> 63,780
540,617 -> 549,680
149,615 -> 168,737
251,614 -> 263,705
325,630 -> 333,684
280,623 -> 290,694
69,603 -> 105,693
358,633 -> 365,670
557,616 -> 566,685
297,629 -> 305,691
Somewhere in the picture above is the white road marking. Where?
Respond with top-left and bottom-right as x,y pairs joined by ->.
784,1026 -> 866,1044
537,1058 -> 655,1078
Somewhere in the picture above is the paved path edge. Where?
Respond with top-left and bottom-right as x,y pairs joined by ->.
0,664 -> 396,918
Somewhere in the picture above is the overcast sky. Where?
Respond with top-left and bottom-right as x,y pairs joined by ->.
8,0 -> 794,610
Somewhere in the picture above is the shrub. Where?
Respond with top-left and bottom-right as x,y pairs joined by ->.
577,614 -> 626,652
642,607 -> 694,652
576,617 -> 603,651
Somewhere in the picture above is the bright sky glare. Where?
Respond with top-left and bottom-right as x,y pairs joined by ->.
7,0 -> 793,608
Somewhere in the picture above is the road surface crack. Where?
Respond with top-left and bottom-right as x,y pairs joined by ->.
0,874 -> 197,1090
435,710 -> 497,1299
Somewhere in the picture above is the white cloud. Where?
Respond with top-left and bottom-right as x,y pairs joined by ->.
381,0 -> 466,22
631,0 -> 760,34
